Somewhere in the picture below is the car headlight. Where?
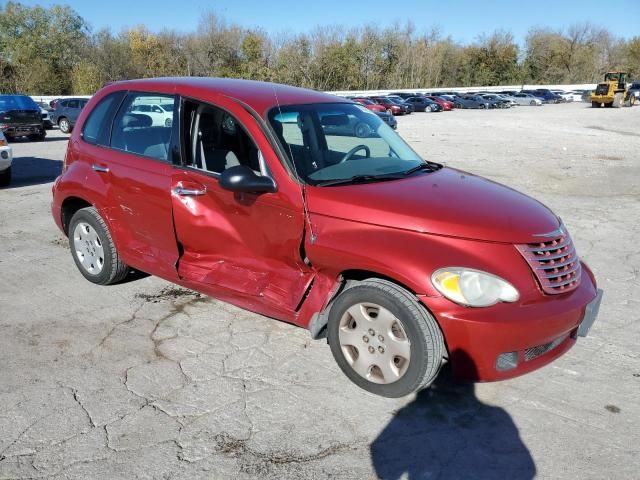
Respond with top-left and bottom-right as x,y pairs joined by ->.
431,267 -> 519,307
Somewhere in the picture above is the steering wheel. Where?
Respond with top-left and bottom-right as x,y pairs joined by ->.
339,144 -> 370,163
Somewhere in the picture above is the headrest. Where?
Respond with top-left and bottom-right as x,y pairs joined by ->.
122,113 -> 152,129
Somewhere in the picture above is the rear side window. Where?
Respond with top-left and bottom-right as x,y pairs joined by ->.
111,93 -> 177,161
82,91 -> 126,146
68,100 -> 79,109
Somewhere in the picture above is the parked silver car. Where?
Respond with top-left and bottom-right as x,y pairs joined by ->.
512,93 -> 543,106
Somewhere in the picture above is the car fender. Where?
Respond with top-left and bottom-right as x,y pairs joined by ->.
53,159 -> 129,253
299,213 -> 537,334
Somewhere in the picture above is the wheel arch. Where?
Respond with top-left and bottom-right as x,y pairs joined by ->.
60,196 -> 92,235
308,268 -> 442,341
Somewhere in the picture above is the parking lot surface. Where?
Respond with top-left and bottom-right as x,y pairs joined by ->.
1,103 -> 638,479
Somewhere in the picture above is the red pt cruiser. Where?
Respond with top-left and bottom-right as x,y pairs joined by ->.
51,78 -> 602,398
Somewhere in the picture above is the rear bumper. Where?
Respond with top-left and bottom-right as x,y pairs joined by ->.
421,262 -> 599,382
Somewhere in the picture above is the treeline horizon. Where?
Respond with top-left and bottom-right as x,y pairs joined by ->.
1,1 -> 639,96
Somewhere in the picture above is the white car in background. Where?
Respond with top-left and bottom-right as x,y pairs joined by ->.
552,90 -> 579,102
130,103 -> 174,127
512,93 -> 543,106
0,131 -> 13,186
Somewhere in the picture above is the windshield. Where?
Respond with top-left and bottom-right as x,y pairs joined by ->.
0,95 -> 39,112
268,103 -> 431,186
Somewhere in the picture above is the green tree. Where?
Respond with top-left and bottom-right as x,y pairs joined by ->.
0,1 -> 88,94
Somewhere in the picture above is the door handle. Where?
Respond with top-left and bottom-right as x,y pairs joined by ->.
173,186 -> 207,196
92,164 -> 109,173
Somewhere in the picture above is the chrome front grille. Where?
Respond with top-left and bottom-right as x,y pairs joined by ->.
516,232 -> 581,294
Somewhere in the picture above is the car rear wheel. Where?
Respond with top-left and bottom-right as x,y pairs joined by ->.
58,117 -> 71,134
69,207 -> 129,285
0,167 -> 11,187
425,105 -> 432,112
327,279 -> 444,398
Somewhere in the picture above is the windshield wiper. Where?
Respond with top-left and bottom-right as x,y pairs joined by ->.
402,162 -> 442,176
316,174 -> 407,187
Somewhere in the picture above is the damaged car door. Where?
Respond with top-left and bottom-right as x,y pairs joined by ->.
170,96 -> 314,316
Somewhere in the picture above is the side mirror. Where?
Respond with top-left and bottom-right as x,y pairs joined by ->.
219,165 -> 277,194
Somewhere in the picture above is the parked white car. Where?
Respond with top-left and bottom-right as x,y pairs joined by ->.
130,103 -> 174,127
552,90 -> 579,102
0,131 -> 13,186
512,93 -> 543,106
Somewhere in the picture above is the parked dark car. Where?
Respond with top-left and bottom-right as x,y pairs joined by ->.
629,81 -> 640,101
0,94 -> 46,141
375,110 -> 398,129
479,94 -> 511,108
391,92 -> 423,100
521,90 -> 560,104
405,97 -> 443,112
453,95 -> 490,109
51,97 -> 89,133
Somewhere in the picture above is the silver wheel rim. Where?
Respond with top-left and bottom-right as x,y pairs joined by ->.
60,119 -> 69,132
73,222 -> 105,275
338,302 -> 411,384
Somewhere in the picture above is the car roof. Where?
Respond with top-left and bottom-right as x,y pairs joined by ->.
99,77 -> 346,115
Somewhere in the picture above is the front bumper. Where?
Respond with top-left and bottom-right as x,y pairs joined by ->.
2,124 -> 44,138
421,263 -> 600,382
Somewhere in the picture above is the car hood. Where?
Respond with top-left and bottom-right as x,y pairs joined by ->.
0,109 -> 41,124
306,167 -> 560,243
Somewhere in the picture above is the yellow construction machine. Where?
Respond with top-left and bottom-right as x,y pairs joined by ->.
591,72 -> 636,107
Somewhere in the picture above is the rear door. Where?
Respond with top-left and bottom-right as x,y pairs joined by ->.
80,91 -> 181,279
169,96 -> 312,315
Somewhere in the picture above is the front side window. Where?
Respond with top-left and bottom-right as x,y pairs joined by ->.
181,101 -> 261,175
268,103 -> 430,186
67,100 -> 79,109
111,93 -> 176,161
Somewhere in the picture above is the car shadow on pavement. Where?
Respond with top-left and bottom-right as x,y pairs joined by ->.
5,156 -> 62,189
370,351 -> 536,480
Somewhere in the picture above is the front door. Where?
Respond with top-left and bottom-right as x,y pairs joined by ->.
170,97 -> 313,316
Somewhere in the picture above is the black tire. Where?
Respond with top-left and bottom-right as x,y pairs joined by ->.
68,207 -> 129,285
58,117 -> 71,134
0,166 -> 11,187
591,101 -> 599,108
327,278 -> 445,398
28,132 -> 46,142
164,118 -> 172,127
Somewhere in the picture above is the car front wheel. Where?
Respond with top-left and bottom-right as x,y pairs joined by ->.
327,279 -> 444,398
68,207 -> 129,285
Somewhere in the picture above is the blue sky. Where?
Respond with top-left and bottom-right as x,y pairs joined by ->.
10,0 -> 640,45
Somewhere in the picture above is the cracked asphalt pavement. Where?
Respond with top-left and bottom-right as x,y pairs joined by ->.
1,103 -> 639,479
